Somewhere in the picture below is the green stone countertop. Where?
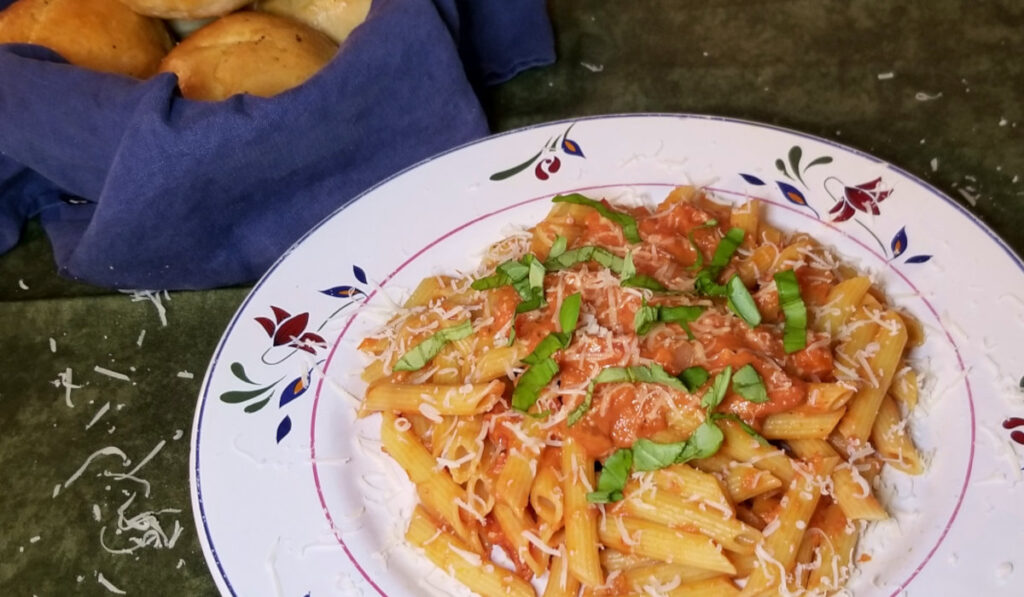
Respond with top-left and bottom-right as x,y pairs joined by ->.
1,0 -> 1021,594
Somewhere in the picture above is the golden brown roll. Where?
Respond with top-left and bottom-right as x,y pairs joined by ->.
157,11 -> 337,101
115,0 -> 250,20
253,0 -> 371,44
0,0 -> 173,78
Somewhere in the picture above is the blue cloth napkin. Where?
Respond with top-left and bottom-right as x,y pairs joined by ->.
0,0 -> 554,289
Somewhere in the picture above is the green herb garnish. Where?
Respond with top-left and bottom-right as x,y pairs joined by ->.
692,227 -> 746,296
471,254 -> 548,315
543,245 -> 625,273
393,320 -> 474,372
568,363 -> 686,425
775,269 -> 807,353
631,421 -> 724,471
586,448 -> 633,503
511,294 -> 582,412
733,364 -> 768,403
726,275 -> 761,327
633,303 -> 705,338
679,366 -> 710,392
621,275 -> 668,291
553,194 -> 641,243
702,366 -> 733,410
587,420 -> 724,503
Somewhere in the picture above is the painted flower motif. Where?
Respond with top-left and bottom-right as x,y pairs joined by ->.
1005,416 -> 1024,446
534,156 -> 562,180
828,177 -> 893,222
254,306 -> 327,354
489,123 -> 584,182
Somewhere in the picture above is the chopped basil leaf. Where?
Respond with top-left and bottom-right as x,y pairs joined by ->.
621,251 -> 636,280
775,269 -> 808,353
631,438 -> 684,471
726,274 -> 762,327
589,420 -> 725,503
598,364 -> 687,392
684,419 -> 726,459
393,320 -> 474,371
508,257 -> 546,309
568,363 -> 687,425
559,292 -> 582,334
634,303 -> 704,338
710,227 -> 746,270
543,245 -> 625,273
566,383 -> 594,426
513,294 -> 582,411
511,357 -> 559,411
694,269 -> 727,296
693,227 -> 745,296
514,288 -> 545,313
621,275 -> 668,291
710,412 -> 770,446
521,334 -> 566,366
586,448 -> 633,503
472,255 -> 548,315
527,255 -> 545,289
733,364 -> 768,403
702,365 -> 733,410
497,260 -> 530,294
679,366 -> 710,392
553,194 -> 641,243
633,299 -> 660,335
658,305 -> 705,339
470,270 -> 512,291
632,419 -> 724,470
549,235 -> 568,260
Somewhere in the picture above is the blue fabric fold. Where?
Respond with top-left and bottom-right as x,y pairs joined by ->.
0,0 -> 554,289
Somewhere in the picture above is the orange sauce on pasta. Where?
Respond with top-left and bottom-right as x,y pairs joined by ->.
505,194 -> 841,458
359,187 -> 924,595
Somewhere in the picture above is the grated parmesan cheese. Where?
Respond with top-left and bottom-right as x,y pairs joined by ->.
93,366 -> 131,382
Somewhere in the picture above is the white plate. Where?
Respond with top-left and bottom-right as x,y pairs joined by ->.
190,114 -> 1024,596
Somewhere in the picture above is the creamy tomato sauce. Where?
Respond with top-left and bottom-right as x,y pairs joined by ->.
503,194 -> 840,458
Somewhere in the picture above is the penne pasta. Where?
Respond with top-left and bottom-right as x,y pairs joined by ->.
813,275 -> 872,334
542,540 -> 580,597
363,379 -> 504,415
380,413 -> 482,550
871,394 -> 924,475
622,483 -> 762,554
831,463 -> 888,520
562,436 -> 604,587
761,407 -> 846,440
530,448 -> 565,531
741,458 -> 835,595
357,187 -> 926,596
622,562 -> 724,593
837,310 -> 909,444
723,463 -> 783,503
804,381 -> 857,412
406,506 -> 534,597
598,514 -> 737,574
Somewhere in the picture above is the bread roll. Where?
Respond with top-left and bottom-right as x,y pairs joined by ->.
0,0 -> 173,78
115,0 -> 250,20
253,0 -> 371,44
158,11 -> 337,101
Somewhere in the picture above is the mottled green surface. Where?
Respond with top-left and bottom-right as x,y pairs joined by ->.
1,0 -> 1021,594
